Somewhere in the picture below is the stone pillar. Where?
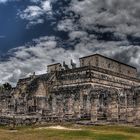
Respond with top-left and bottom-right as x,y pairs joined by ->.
107,93 -> 119,122
118,92 -> 127,122
52,95 -> 57,115
126,93 -> 135,123
68,95 -> 74,115
73,92 -> 81,119
38,97 -> 46,114
91,93 -> 99,122
80,91 -> 84,115
57,94 -> 64,118
135,92 -> 140,125
46,97 -> 50,112
87,95 -> 91,115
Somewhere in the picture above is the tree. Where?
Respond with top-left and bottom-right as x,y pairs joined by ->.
3,83 -> 12,90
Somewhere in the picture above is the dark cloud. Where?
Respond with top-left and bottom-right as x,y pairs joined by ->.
1,0 -> 140,86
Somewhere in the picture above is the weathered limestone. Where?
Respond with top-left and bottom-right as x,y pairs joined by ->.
90,91 -> 99,122
0,53 -> 140,125
107,92 -> 119,122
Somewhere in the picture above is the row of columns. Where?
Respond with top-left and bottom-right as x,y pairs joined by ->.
90,89 -> 140,124
43,87 -> 140,124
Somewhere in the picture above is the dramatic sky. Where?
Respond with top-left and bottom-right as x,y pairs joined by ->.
0,0 -> 140,86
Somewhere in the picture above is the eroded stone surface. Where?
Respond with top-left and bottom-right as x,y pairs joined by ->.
0,54 -> 140,125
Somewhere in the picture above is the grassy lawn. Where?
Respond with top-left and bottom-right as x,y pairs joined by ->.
0,124 -> 139,140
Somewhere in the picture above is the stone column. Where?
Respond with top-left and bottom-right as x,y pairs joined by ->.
91,93 -> 99,123
87,95 -> 91,116
126,93 -> 135,123
73,92 -> 81,119
80,91 -> 84,115
57,94 -> 64,118
107,93 -> 119,122
135,92 -> 140,125
52,94 -> 57,115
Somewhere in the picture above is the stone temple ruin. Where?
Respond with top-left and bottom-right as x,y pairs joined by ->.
0,53 -> 140,125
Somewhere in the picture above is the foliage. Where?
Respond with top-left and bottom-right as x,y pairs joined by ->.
3,83 -> 12,90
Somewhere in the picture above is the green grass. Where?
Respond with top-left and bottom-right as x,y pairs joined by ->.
0,125 -> 139,140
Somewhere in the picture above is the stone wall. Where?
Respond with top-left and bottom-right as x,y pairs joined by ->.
0,54 -> 140,125
80,54 -> 137,78
47,63 -> 62,73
